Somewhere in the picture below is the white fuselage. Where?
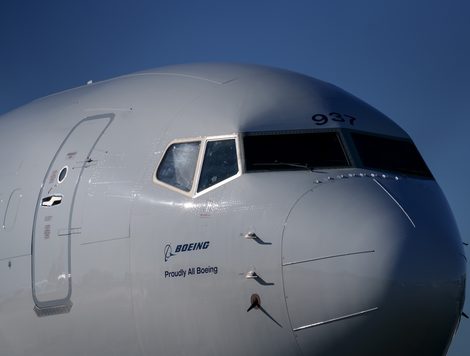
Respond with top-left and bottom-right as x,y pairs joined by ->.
0,63 -> 466,356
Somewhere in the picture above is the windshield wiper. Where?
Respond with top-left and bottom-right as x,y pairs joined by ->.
250,162 -> 328,173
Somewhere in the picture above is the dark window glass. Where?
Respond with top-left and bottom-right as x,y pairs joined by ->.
244,132 -> 350,171
351,133 -> 433,178
198,139 -> 238,192
157,141 -> 200,192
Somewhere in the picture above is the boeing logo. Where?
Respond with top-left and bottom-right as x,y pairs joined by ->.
164,241 -> 210,262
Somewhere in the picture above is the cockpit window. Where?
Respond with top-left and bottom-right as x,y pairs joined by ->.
198,139 -> 238,192
351,132 -> 433,178
156,141 -> 200,192
155,135 -> 240,196
155,129 -> 432,197
243,132 -> 350,172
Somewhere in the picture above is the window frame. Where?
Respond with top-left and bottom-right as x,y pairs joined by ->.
153,134 -> 242,197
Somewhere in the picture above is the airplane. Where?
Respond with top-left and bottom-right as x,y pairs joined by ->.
0,62 -> 466,356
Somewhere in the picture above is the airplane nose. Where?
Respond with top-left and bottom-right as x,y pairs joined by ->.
281,176 -> 466,356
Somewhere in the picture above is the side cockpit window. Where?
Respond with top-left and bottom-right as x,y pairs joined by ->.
156,141 -> 200,192
155,135 -> 240,196
198,139 -> 238,192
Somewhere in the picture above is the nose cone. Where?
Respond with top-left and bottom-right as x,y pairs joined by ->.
282,176 -> 466,356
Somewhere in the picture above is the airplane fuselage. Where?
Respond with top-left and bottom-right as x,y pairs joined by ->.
0,63 -> 466,355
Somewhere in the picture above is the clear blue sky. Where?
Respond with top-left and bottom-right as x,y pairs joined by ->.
1,0 -> 469,353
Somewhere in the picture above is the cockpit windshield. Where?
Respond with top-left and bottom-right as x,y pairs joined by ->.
243,130 -> 433,178
244,132 -> 350,171
155,129 -> 433,197
351,132 -> 433,178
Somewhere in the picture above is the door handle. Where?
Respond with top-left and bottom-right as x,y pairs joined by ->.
41,195 -> 63,207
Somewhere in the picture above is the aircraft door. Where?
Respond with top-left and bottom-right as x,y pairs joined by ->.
32,114 -> 113,314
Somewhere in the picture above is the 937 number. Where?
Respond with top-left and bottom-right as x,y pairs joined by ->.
311,112 -> 357,126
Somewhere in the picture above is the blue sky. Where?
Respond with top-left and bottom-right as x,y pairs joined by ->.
1,0 -> 469,353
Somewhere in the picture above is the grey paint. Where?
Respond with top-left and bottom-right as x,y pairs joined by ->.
0,63 -> 465,355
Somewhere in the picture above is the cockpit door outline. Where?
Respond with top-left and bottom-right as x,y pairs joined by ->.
31,114 -> 114,315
